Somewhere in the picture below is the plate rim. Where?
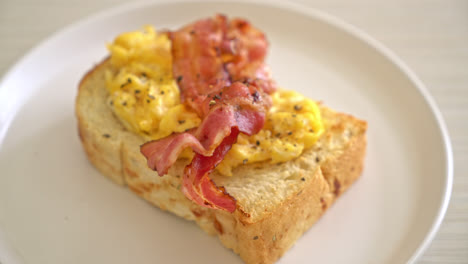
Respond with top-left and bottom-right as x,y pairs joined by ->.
0,0 -> 454,263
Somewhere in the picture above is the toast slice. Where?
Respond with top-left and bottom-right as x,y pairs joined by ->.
76,59 -> 367,264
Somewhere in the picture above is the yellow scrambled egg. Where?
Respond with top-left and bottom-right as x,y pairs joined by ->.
217,90 -> 324,176
105,26 -> 201,140
106,26 -> 324,176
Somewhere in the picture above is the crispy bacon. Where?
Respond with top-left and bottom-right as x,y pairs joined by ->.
141,15 -> 276,212
171,14 -> 276,116
223,18 -> 277,94
183,128 -> 239,212
170,15 -> 231,117
141,83 -> 267,176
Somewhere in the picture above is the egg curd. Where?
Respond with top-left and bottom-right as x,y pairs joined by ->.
105,26 -> 325,176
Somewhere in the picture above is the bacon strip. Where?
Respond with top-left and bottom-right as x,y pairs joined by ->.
183,127 -> 239,212
141,15 -> 276,212
223,18 -> 277,94
170,15 -> 231,117
141,83 -> 268,176
171,15 -> 277,116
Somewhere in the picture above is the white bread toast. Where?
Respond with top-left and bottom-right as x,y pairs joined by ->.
76,58 -> 367,264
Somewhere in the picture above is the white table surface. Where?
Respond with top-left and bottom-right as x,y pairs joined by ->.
0,0 -> 467,263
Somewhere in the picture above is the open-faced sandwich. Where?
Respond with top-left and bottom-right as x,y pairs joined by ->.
76,14 -> 367,264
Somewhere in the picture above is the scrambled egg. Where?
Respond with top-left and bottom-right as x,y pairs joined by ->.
106,26 -> 325,176
217,90 -> 324,176
105,26 -> 200,140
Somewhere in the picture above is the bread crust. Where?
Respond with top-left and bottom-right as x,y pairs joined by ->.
76,59 -> 367,264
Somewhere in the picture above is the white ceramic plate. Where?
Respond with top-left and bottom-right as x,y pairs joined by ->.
0,1 -> 453,263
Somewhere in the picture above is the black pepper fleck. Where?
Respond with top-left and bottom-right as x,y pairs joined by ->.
148,94 -> 155,100
160,90 -> 165,95
316,157 -> 320,163
134,90 -> 141,94
256,140 -> 260,146
287,131 -> 293,136
177,75 -> 183,82
294,105 -> 302,111
178,120 -> 186,124
253,236 -> 258,240
243,159 -> 248,164
275,133 -> 281,137
102,134 -> 111,138
146,99 -> 150,103
301,177 -> 305,181
110,100 -> 113,106
252,91 -> 260,102
127,78 -> 132,83
122,101 -> 127,106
